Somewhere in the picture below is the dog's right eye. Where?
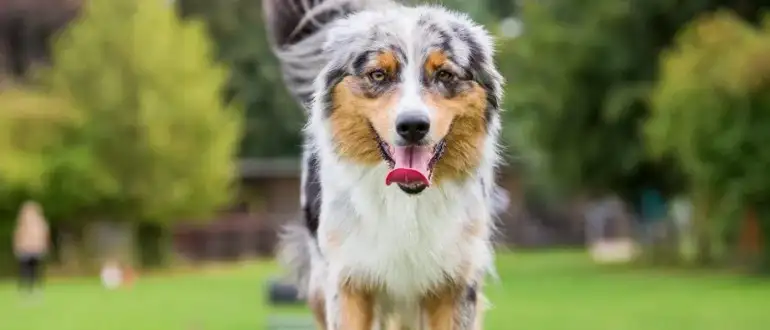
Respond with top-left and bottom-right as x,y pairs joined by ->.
368,70 -> 387,82
436,70 -> 455,83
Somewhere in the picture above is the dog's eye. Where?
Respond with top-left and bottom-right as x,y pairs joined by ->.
368,70 -> 387,82
436,70 -> 455,82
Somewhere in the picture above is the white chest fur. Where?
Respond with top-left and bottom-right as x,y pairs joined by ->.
317,160 -> 492,300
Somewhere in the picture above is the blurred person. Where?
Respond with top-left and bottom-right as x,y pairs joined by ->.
13,200 -> 50,295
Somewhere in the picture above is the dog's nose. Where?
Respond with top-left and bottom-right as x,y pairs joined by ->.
396,112 -> 430,144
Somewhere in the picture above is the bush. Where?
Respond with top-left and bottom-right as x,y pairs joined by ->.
45,0 -> 243,223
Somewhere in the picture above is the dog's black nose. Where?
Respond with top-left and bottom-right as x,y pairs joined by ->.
395,112 -> 430,144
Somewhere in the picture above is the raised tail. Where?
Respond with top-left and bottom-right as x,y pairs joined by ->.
262,0 -> 392,107
263,0 -> 389,297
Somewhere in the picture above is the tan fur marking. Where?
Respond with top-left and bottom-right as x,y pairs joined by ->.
339,284 -> 375,330
330,78 -> 398,164
424,51 -> 449,76
473,290 -> 485,330
376,51 -> 399,75
425,83 -> 488,184
422,287 -> 461,330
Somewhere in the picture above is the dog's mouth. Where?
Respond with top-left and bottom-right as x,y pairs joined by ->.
375,134 -> 446,194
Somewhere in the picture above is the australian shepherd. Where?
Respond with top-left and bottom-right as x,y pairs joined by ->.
263,0 -> 507,328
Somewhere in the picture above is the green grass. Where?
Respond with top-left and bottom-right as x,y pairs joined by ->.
2,251 -> 770,330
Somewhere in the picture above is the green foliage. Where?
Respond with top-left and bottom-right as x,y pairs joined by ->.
436,0 -> 496,23
0,86 -> 108,228
0,87 -> 82,191
649,11 -> 770,264
37,0 -> 243,223
486,0 -> 518,19
415,0 -> 509,24
177,0 -> 304,158
499,0 -> 762,200
650,11 -> 770,200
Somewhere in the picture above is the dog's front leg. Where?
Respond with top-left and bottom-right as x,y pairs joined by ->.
325,278 -> 375,330
422,282 -> 480,330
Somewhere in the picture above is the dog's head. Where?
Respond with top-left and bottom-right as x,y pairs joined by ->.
310,5 -> 503,195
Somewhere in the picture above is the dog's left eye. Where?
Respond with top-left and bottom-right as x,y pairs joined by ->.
368,70 -> 387,82
436,70 -> 455,82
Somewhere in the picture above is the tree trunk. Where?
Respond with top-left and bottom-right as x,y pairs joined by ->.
692,193 -> 713,266
738,208 -> 761,267
136,222 -> 171,269
754,204 -> 770,273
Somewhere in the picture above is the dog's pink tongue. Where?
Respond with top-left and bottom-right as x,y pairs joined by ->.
385,146 -> 432,186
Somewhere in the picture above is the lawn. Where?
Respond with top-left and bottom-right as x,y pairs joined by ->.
2,251 -> 769,330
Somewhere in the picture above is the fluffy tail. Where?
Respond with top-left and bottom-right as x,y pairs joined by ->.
274,223 -> 317,298
263,0 -> 388,296
262,0 -> 392,106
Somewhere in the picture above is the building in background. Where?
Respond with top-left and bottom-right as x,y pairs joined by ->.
172,158 -> 302,262
0,0 -> 79,81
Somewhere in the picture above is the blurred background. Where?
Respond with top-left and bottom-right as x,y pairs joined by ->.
1,0 -> 770,329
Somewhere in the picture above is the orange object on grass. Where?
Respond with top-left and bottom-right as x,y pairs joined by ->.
122,264 -> 136,287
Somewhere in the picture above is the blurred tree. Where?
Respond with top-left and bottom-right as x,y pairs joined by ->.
176,0 -> 304,158
502,0 -> 685,206
487,0 -> 518,19
502,0 -> 766,206
33,0 -> 243,268
648,11 -> 770,271
0,86 -> 112,230
414,0 -> 508,24
0,87 -> 81,191
439,0 -> 496,23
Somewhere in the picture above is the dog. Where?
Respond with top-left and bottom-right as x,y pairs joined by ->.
263,1 -> 507,328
